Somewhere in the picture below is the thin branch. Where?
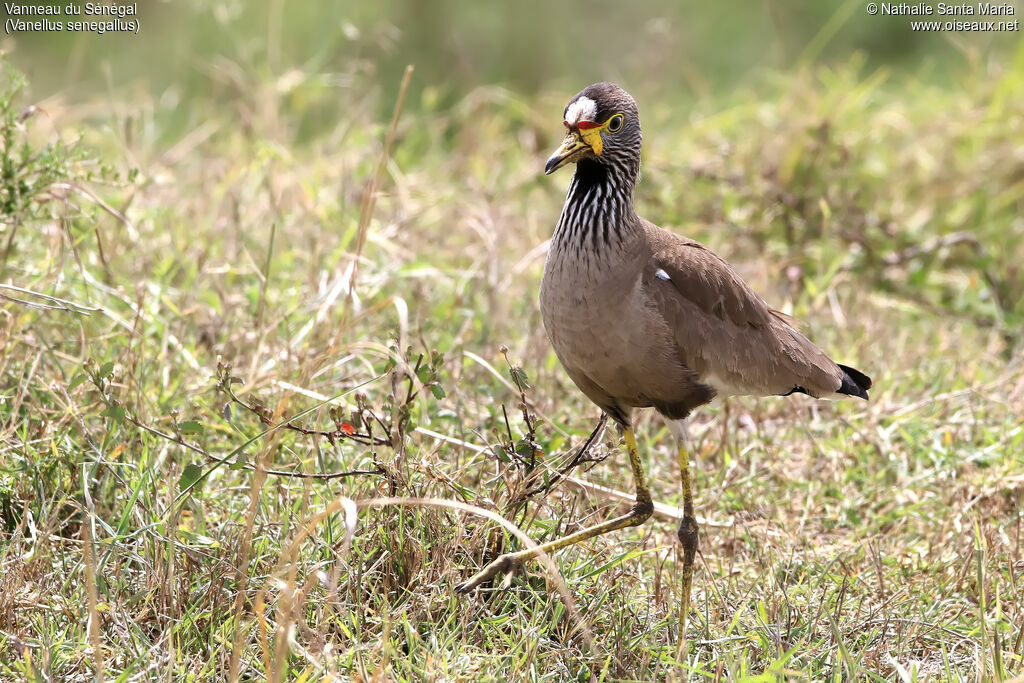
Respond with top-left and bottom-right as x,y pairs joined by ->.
0,283 -> 100,314
519,413 -> 610,501
124,411 -> 385,481
217,366 -> 391,448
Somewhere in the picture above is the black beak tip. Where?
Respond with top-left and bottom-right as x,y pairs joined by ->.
544,157 -> 560,175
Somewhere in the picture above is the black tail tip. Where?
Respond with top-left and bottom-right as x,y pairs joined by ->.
837,364 -> 872,400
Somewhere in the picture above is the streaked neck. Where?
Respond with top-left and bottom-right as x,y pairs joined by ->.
553,158 -> 639,256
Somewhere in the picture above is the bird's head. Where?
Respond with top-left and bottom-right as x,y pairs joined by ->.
544,82 -> 641,176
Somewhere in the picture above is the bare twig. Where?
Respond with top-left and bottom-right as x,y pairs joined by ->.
50,181 -> 139,240
880,231 -> 983,268
518,413 -> 611,501
217,361 -> 391,448
84,361 -> 390,483
0,283 -> 100,314
125,412 -> 385,482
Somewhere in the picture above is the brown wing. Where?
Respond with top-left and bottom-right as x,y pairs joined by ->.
641,222 -> 845,398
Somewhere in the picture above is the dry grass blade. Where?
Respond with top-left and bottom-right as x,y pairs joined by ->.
82,520 -> 105,683
228,458 -> 272,682
345,64 -> 414,319
228,392 -> 294,681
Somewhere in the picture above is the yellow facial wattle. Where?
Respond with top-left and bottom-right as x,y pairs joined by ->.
578,123 -> 604,156
544,114 -> 624,175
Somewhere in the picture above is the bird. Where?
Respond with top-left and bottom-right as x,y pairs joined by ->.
455,82 -> 872,631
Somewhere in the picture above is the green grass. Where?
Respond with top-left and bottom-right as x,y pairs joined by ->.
1,45 -> 1023,681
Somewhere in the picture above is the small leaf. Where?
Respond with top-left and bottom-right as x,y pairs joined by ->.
510,366 -> 531,389
230,452 -> 247,470
515,439 -> 538,457
68,373 -> 88,392
178,421 -> 203,435
179,464 -> 205,493
416,364 -> 433,384
98,362 -> 115,379
101,405 -> 125,422
430,383 -> 446,399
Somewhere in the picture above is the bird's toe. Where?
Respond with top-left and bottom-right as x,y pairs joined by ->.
455,553 -> 521,593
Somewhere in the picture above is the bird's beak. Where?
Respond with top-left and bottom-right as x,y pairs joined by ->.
544,132 -> 590,175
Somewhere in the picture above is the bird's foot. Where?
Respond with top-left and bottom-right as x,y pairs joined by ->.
455,553 -> 522,593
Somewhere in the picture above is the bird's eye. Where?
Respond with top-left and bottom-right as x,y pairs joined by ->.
606,114 -> 624,133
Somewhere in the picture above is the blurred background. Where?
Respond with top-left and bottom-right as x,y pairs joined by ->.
7,0 -> 1021,132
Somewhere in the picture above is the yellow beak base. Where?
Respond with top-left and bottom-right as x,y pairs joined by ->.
544,134 -> 589,175
544,124 -> 606,175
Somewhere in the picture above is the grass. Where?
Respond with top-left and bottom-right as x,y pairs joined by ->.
0,44 -> 1023,681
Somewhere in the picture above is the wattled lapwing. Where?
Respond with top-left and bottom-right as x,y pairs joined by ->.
456,83 -> 872,631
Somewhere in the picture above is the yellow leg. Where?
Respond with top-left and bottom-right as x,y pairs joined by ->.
676,442 -> 699,636
456,427 -> 653,593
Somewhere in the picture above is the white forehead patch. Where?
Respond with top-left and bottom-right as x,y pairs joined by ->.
565,96 -> 597,125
